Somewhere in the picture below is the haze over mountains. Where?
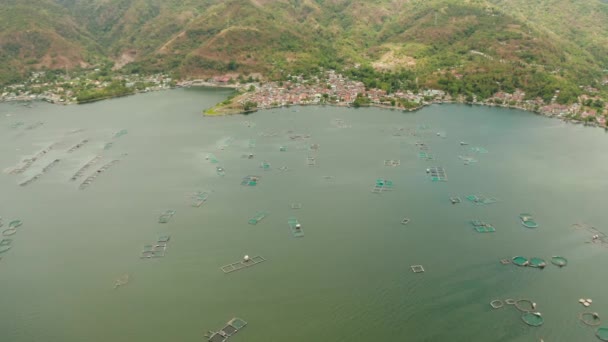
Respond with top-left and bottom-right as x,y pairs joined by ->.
1,0 -> 607,98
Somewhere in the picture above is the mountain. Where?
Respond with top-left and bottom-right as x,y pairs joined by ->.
1,0 -> 607,101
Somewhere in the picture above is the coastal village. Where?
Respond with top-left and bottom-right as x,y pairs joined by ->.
1,69 -> 607,128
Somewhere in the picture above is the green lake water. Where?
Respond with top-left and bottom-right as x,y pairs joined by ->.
1,88 -> 608,342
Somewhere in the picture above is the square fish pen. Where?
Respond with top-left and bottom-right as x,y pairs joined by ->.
260,161 -> 271,171
241,175 -> 260,186
372,179 -> 394,193
158,210 -> 176,223
418,152 -> 434,160
288,217 -> 304,237
221,256 -> 266,273
140,236 -> 170,258
248,211 -> 269,225
411,265 -> 425,273
206,317 -> 247,342
470,220 -> 496,233
427,167 -> 447,182
192,191 -> 211,207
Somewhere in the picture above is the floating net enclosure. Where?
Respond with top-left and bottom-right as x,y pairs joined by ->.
248,211 -> 268,225
529,257 -> 547,268
580,312 -> 601,326
206,317 -> 247,342
427,167 -> 447,182
551,256 -> 568,267
114,129 -> 128,138
411,265 -> 425,273
470,146 -> 488,154
520,213 -> 539,228
158,210 -> 176,223
221,256 -> 266,273
458,155 -> 478,165
288,217 -> 304,237
260,161 -> 271,171
418,152 -> 435,161
521,312 -> 543,326
8,220 -> 22,229
307,156 -> 316,166
466,194 -> 498,205
512,256 -> 529,266
216,166 -> 226,177
470,220 -> 495,233
279,146 -> 287,152
490,300 -> 504,309
384,159 -> 401,167
192,191 -> 210,207
241,175 -> 260,186
206,154 -> 219,164
597,327 -> 608,341
67,139 -> 89,153
515,299 -> 535,312
0,239 -> 12,253
372,179 -> 394,193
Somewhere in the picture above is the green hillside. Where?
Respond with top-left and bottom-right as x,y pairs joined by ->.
1,0 -> 607,102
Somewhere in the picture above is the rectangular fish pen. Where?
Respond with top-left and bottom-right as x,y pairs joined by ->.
288,217 -> 304,237
427,167 -> 447,182
248,211 -> 268,225
206,317 -> 247,342
220,256 -> 266,273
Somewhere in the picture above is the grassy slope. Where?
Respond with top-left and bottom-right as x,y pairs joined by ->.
1,0 -> 607,100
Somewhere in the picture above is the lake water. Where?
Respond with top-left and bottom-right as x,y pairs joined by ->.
1,88 -> 608,342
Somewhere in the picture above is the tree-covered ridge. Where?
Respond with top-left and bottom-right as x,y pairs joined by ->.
1,0 -> 607,106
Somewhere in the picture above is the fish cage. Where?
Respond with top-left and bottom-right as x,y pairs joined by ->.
597,327 -> 608,341
521,312 -> 543,327
528,257 -> 546,268
221,256 -> 266,273
307,156 -> 316,166
158,210 -> 176,224
519,213 -> 539,228
470,146 -> 488,154
216,166 -> 226,177
241,175 -> 260,186
411,265 -> 425,273
450,197 -> 461,204
206,317 -> 247,342
260,161 -> 271,170
512,256 -> 529,267
551,256 -> 568,267
288,217 -> 304,237
8,220 -> 22,229
465,194 -> 499,205
418,152 -> 435,160
114,129 -> 128,138
427,167 -> 447,182
67,139 -> 89,153
70,156 -> 102,181
290,203 -> 302,209
206,153 -> 219,164
470,220 -> 495,233
490,300 -> 504,309
192,191 -> 211,207
580,312 -> 601,326
248,212 -> 269,225
384,159 -> 401,167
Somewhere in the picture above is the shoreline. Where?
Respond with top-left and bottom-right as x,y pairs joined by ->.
204,98 -> 607,130
2,84 -> 605,130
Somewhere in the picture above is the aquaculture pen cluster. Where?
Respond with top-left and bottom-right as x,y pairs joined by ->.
5,113 -> 608,342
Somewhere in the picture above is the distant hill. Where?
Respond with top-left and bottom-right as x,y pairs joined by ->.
1,0 -> 607,101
